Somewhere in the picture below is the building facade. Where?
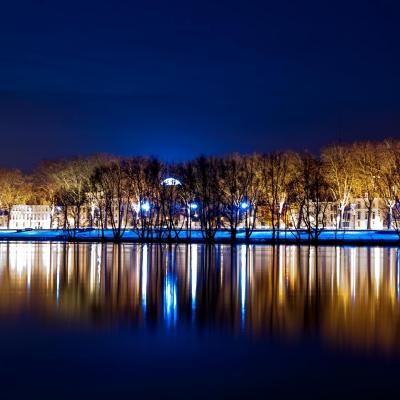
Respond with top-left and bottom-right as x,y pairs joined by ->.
326,198 -> 386,230
8,205 -> 51,229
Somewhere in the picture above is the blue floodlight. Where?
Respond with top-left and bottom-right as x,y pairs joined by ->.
141,201 -> 150,212
240,201 -> 249,210
189,202 -> 198,210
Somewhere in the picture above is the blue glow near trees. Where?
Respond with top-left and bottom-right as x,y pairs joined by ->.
141,202 -> 150,212
240,201 -> 249,210
190,202 -> 198,210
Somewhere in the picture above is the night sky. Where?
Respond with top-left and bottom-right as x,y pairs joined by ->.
1,0 -> 399,171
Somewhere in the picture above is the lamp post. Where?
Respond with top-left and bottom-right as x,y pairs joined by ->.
240,201 -> 250,235
188,202 -> 198,235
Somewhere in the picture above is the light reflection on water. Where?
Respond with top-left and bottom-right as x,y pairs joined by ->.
1,241 -> 400,356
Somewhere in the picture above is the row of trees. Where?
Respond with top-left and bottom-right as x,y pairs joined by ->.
1,139 -> 400,242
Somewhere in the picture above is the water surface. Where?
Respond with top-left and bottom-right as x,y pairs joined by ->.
0,242 -> 399,398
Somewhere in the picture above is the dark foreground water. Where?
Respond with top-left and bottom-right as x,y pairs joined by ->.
0,242 -> 400,399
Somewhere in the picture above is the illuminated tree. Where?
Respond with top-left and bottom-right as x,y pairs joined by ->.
351,141 -> 381,229
377,140 -> 400,236
62,157 -> 94,229
175,161 -> 198,239
290,153 -> 330,241
242,154 -> 262,240
143,158 -> 164,240
125,157 -> 165,241
31,160 -> 62,227
91,159 -> 133,241
286,152 -> 306,234
219,154 -> 248,242
260,152 -> 294,240
0,168 -> 28,228
160,173 -> 185,241
376,140 -> 397,229
321,144 -> 354,229
193,156 -> 223,242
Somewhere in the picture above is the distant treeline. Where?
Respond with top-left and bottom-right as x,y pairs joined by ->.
0,139 -> 400,242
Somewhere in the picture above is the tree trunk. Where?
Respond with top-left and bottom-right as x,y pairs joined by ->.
63,206 -> 68,229
387,206 -> 393,229
230,228 -> 236,243
297,205 -> 303,230
7,207 -> 11,229
50,205 -> 54,229
367,205 -> 372,230
339,207 -> 344,230
76,206 -> 81,229
276,212 -> 281,241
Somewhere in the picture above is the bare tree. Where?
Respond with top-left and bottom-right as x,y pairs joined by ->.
175,161 -> 198,240
219,154 -> 248,242
321,144 -> 354,229
159,164 -> 186,241
242,154 -> 262,241
260,152 -> 292,241
91,159 -> 133,241
38,157 -> 95,238
126,157 -> 164,241
292,153 -> 330,241
378,139 -> 400,237
90,156 -> 116,239
351,141 -> 381,230
286,152 -> 306,239
0,168 -> 28,228
193,156 -> 223,242
376,140 -> 400,230
31,160 -> 61,228
64,158 -> 94,229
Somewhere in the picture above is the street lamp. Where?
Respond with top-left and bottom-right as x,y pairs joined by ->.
189,202 -> 198,210
141,201 -> 150,212
240,201 -> 249,210
188,202 -> 199,231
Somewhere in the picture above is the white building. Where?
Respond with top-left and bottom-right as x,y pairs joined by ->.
8,205 -> 51,229
310,198 -> 385,230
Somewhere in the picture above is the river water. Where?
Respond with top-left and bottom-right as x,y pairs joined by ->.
0,242 -> 399,398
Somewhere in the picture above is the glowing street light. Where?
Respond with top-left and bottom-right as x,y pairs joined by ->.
189,202 -> 198,210
141,201 -> 150,212
240,201 -> 249,210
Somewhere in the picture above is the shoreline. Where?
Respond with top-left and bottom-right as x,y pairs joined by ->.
0,229 -> 399,246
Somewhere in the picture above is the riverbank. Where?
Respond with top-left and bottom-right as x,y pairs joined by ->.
0,228 -> 399,245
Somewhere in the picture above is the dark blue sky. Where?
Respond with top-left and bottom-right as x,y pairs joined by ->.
1,0 -> 399,170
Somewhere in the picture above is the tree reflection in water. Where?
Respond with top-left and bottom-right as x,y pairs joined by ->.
0,241 -> 399,356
